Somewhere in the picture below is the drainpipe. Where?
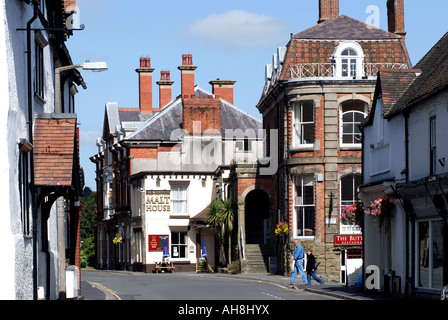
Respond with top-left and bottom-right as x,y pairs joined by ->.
26,0 -> 39,300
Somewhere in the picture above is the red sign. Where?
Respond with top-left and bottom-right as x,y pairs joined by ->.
334,235 -> 363,246
148,235 -> 169,252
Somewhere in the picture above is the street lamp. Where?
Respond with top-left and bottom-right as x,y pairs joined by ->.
54,61 -> 108,113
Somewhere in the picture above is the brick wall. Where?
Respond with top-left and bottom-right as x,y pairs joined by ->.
129,147 -> 158,159
182,97 -> 221,135
387,0 -> 406,37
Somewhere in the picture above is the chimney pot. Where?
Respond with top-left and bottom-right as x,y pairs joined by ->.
136,56 -> 155,113
209,80 -> 236,105
178,54 -> 197,99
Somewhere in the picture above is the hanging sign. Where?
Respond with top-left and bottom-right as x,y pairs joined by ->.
334,235 -> 363,246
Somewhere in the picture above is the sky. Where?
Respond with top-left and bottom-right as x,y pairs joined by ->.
66,0 -> 448,190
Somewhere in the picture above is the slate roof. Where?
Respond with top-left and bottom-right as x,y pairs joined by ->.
125,86 -> 262,142
293,15 -> 402,40
34,114 -> 77,186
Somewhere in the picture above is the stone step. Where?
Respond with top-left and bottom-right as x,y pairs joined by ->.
244,244 -> 275,273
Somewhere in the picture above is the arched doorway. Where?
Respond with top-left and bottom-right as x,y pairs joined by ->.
245,190 -> 270,244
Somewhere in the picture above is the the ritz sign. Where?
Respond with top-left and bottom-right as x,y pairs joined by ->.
145,190 -> 171,213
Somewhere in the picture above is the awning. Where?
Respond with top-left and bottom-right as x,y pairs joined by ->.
33,114 -> 79,187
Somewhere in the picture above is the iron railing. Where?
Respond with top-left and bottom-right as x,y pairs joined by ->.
289,62 -> 409,79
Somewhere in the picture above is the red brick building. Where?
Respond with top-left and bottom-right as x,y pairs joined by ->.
256,0 -> 412,281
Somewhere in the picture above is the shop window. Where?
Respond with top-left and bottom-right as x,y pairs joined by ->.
294,175 -> 315,237
417,219 -> 444,289
171,232 -> 187,259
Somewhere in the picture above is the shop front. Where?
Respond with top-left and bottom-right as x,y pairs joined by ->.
334,235 -> 363,286
397,176 -> 448,298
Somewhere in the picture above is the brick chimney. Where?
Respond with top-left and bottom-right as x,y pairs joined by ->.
318,0 -> 339,23
209,79 -> 236,105
178,54 -> 197,98
179,55 -> 221,136
136,57 -> 155,114
387,0 -> 406,38
156,70 -> 174,109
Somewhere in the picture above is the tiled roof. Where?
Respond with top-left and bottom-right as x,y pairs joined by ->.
34,115 -> 77,187
293,15 -> 401,40
278,15 -> 411,82
380,69 -> 419,115
387,32 -> 448,116
362,68 -> 419,127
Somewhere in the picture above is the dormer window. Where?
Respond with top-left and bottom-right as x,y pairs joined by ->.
333,41 -> 365,79
341,48 -> 358,77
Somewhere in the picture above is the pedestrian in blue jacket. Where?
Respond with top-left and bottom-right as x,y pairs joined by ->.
289,240 -> 307,286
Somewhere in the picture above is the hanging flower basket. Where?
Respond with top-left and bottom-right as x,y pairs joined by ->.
113,232 -> 123,245
341,201 -> 364,226
275,222 -> 289,236
365,196 -> 394,230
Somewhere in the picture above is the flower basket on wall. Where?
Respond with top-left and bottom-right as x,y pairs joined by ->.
113,232 -> 123,245
365,196 -> 394,230
341,201 -> 364,227
275,222 -> 289,243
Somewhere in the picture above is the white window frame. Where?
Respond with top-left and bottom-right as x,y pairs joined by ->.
293,101 -> 315,148
333,41 -> 365,79
171,185 -> 188,215
341,110 -> 366,146
171,231 -> 188,260
339,174 -> 362,235
293,175 -> 315,239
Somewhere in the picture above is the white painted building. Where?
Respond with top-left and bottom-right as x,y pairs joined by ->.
1,0 -> 86,300
360,32 -> 448,299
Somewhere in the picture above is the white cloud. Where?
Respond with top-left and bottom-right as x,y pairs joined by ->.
188,10 -> 288,49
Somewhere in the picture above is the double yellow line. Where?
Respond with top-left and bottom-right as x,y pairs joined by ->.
88,281 -> 122,300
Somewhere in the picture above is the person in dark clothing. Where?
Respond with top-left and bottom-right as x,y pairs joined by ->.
306,249 -> 324,285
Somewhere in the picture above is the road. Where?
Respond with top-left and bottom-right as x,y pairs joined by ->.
81,269 -> 339,301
